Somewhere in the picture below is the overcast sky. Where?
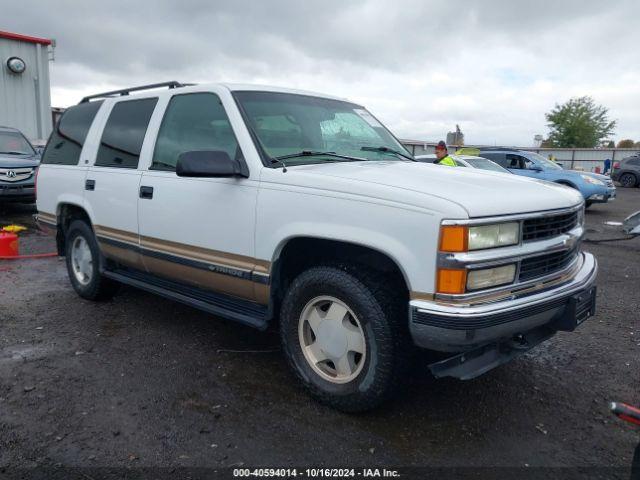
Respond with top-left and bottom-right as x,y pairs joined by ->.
4,0 -> 639,145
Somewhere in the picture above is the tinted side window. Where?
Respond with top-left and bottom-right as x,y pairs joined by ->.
41,101 -> 103,165
481,152 -> 508,168
151,93 -> 240,171
95,98 -> 158,169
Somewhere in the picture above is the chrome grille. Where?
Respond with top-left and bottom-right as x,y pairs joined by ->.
0,167 -> 34,183
522,211 -> 578,242
519,249 -> 577,281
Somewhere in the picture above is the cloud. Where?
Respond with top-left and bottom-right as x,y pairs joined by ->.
3,0 -> 639,145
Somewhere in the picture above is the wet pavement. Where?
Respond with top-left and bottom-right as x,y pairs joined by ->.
0,189 -> 639,477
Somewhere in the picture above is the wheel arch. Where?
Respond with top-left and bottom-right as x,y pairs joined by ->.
555,179 -> 579,189
267,236 -> 411,321
54,202 -> 94,256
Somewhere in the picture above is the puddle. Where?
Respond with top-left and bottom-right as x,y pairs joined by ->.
0,345 -> 49,364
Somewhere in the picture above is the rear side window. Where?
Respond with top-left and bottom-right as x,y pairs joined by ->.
41,101 -> 103,165
151,93 -> 240,171
95,98 -> 158,169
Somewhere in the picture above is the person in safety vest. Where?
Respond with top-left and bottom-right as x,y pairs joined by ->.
434,141 -> 455,166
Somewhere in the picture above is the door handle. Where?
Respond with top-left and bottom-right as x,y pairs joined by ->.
85,179 -> 95,191
139,186 -> 154,199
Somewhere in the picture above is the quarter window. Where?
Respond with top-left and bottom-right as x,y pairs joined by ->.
95,98 -> 158,169
151,93 -> 240,171
41,101 -> 103,165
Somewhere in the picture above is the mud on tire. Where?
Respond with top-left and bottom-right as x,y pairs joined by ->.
279,265 -> 410,412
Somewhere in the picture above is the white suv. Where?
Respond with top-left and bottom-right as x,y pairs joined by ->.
36,82 -> 597,411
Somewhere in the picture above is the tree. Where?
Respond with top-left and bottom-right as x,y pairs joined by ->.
545,96 -> 616,148
617,139 -> 635,148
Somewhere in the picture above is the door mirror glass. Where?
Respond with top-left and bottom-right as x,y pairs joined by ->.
176,150 -> 246,177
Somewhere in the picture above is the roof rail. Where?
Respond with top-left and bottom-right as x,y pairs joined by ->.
79,81 -> 193,103
476,146 -> 518,151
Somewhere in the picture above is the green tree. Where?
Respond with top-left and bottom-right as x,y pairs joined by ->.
545,96 -> 616,148
617,139 -> 635,148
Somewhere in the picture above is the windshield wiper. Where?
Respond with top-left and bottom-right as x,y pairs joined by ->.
0,151 -> 28,155
273,150 -> 367,163
360,146 -> 415,161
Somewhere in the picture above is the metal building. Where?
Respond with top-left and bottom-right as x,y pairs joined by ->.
0,30 -> 53,142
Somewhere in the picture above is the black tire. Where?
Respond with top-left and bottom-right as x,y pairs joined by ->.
279,265 -> 409,412
619,173 -> 637,188
64,220 -> 119,301
585,201 -> 593,209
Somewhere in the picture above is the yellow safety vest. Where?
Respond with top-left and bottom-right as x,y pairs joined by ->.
437,155 -> 456,167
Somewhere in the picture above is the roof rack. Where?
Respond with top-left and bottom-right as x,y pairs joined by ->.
79,81 -> 193,103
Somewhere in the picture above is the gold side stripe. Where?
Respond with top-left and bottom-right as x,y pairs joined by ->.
38,211 -> 57,223
94,225 -> 271,275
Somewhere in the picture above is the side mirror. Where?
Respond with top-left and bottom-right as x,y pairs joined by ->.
176,150 -> 247,178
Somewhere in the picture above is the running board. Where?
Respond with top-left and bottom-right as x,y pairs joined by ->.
103,269 -> 268,330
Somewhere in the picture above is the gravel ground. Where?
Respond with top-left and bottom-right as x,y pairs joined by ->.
0,189 -> 638,478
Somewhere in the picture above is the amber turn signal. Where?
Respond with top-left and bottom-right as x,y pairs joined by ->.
437,268 -> 467,294
439,225 -> 468,252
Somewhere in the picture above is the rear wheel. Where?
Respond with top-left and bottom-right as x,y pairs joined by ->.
279,265 -> 409,412
619,173 -> 637,188
65,220 -> 119,300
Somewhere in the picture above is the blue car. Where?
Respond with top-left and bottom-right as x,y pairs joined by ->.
478,148 -> 616,208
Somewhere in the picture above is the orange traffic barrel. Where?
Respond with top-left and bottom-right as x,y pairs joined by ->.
0,231 -> 19,257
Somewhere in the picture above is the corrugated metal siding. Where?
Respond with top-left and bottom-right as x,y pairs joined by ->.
0,38 -> 52,141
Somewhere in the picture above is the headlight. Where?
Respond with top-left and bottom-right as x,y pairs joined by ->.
468,222 -> 520,250
467,264 -> 517,291
440,222 -> 520,252
581,174 -> 604,186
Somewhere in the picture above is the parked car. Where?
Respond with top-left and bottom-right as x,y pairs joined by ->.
415,153 -> 511,173
0,126 -> 40,204
36,82 -> 597,411
478,148 -> 616,207
611,154 -> 640,188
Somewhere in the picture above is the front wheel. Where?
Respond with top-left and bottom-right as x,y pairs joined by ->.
279,266 -> 408,412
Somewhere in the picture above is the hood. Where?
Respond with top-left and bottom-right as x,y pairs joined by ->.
575,170 -> 609,182
282,161 -> 583,218
0,153 -> 40,168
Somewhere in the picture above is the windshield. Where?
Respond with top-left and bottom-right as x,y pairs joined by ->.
0,131 -> 35,155
466,157 -> 510,172
234,91 -> 411,165
526,152 -> 563,170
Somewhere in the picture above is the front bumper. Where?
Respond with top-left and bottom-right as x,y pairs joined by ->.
409,251 -> 597,352
0,183 -> 35,202
587,188 -> 616,203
